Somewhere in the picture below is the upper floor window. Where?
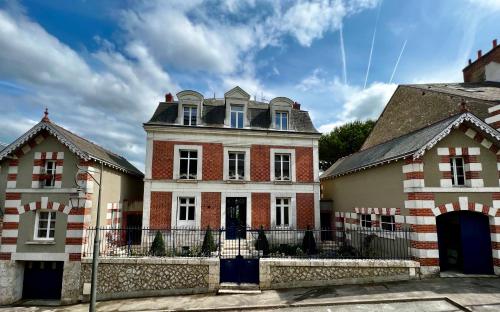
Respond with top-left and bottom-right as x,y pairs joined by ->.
275,198 -> 290,227
274,154 -> 291,181
44,160 -> 56,187
183,106 -> 197,126
380,215 -> 395,231
228,152 -> 245,180
179,150 -> 198,180
275,111 -> 288,130
230,105 -> 244,128
178,197 -> 196,223
35,211 -> 56,240
450,157 -> 465,186
360,214 -> 371,228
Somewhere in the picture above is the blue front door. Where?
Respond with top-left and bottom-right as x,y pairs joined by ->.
226,197 -> 246,239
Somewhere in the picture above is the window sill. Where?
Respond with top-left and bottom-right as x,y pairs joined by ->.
273,181 -> 293,185
225,179 -> 246,184
176,179 -> 199,183
26,240 -> 56,245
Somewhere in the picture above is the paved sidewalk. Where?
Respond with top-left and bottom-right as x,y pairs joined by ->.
2,277 -> 500,311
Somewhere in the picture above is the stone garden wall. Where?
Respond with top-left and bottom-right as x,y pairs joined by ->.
80,257 -> 219,301
260,259 -> 420,289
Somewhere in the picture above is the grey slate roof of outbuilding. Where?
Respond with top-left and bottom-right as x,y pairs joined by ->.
145,99 -> 319,134
404,82 -> 500,102
320,112 -> 500,179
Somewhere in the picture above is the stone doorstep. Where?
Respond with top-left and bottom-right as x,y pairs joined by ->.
218,282 -> 261,295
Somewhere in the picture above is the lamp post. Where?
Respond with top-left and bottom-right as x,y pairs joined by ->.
73,162 -> 103,312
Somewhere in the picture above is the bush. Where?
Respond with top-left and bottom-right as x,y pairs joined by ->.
201,226 -> 217,256
302,227 -> 317,255
362,234 -> 378,258
254,226 -> 270,256
150,231 -> 166,256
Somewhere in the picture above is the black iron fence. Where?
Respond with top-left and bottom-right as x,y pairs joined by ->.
82,227 -> 412,260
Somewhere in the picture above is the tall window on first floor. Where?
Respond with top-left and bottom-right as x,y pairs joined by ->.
228,152 -> 245,180
179,150 -> 198,179
274,153 -> 291,181
450,157 -> 465,186
183,106 -> 197,126
178,197 -> 195,223
44,160 -> 56,187
275,198 -> 290,227
35,211 -> 56,240
380,215 -> 395,231
360,214 -> 371,228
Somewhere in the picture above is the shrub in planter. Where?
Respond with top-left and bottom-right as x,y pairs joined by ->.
150,231 -> 166,256
254,226 -> 270,256
201,226 -> 217,256
302,226 -> 317,255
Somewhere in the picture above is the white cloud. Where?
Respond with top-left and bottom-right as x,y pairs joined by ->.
467,0 -> 500,11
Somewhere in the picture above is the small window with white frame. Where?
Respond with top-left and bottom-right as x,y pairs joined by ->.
380,215 -> 395,231
35,211 -> 56,240
44,160 -> 56,187
179,150 -> 198,179
275,111 -> 288,130
274,153 -> 291,181
275,198 -> 290,227
360,214 -> 371,228
450,157 -> 465,186
183,106 -> 197,126
230,105 -> 244,128
178,197 -> 195,225
228,152 -> 245,180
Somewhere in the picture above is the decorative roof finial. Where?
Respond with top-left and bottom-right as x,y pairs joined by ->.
42,107 -> 50,122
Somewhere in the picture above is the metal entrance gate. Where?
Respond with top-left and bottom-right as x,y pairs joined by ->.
23,261 -> 64,299
220,226 -> 259,284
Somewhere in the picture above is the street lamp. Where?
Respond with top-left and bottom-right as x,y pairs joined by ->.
74,162 -> 103,312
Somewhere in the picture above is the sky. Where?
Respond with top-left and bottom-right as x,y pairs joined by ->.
0,0 -> 499,172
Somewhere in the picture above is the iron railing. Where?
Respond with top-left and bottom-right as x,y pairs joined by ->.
82,227 -> 412,260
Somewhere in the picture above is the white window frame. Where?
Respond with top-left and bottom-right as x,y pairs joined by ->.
380,215 -> 395,231
173,145 -> 203,180
171,192 -> 201,228
360,214 -> 372,228
34,210 -> 56,240
230,105 -> 245,128
275,198 -> 290,228
44,160 -> 57,188
271,193 -> 296,229
270,148 -> 296,182
450,157 -> 466,186
275,111 -> 289,130
223,146 -> 250,181
182,105 -> 198,126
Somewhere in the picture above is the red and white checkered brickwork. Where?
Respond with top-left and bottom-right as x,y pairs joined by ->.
437,147 -> 482,187
32,152 -> 64,188
334,208 -> 403,230
106,203 -> 122,227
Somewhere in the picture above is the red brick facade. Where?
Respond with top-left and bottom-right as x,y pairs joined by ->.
150,192 -> 172,229
201,192 -> 221,229
296,193 -> 315,229
152,141 -> 173,179
251,193 -> 271,229
202,144 -> 223,180
250,145 -> 270,181
296,147 -> 314,182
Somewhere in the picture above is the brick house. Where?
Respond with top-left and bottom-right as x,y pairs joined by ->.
321,40 -> 500,276
142,87 -> 320,236
0,110 -> 143,304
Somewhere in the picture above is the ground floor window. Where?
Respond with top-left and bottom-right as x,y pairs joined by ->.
275,198 -> 290,227
360,214 -> 371,228
178,197 -> 195,225
380,215 -> 395,231
35,211 -> 56,240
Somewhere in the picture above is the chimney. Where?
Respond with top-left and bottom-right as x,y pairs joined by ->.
486,104 -> 500,131
165,93 -> 174,102
477,50 -> 482,59
468,58 -> 472,65
293,102 -> 301,110
494,39 -> 498,49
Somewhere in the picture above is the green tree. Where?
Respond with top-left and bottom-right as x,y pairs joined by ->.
319,120 -> 375,171
201,226 -> 216,256
150,231 -> 166,256
302,226 -> 317,255
254,226 -> 270,256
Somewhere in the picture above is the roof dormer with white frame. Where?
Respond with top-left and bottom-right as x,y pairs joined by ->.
224,86 -> 250,129
270,97 -> 293,131
176,90 -> 204,126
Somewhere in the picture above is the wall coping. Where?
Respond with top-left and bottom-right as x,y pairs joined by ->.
81,257 -> 218,265
260,258 -> 420,268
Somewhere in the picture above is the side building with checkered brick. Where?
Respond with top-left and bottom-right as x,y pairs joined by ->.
0,110 -> 143,304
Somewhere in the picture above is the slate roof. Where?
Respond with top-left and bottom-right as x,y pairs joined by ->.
145,99 -> 319,134
405,82 -> 500,102
0,119 -> 143,177
321,112 -> 500,179
0,143 -> 6,152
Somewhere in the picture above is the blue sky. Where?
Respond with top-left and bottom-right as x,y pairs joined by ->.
0,0 -> 499,171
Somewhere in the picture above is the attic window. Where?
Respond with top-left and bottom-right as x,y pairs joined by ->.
230,105 -> 244,128
183,106 -> 197,126
275,111 -> 288,130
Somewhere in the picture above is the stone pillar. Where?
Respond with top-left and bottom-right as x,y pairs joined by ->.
0,260 -> 23,305
61,261 -> 82,304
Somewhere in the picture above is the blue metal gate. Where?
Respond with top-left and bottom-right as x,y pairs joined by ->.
220,226 -> 259,284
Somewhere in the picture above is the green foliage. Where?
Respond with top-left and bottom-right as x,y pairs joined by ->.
254,226 -> 270,256
319,120 -> 375,170
362,234 -> 378,258
201,226 -> 217,256
302,227 -> 317,255
150,231 -> 166,257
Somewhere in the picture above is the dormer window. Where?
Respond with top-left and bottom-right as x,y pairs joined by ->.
230,105 -> 244,128
183,106 -> 197,126
275,111 -> 288,130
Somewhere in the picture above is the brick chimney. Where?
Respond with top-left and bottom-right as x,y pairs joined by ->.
463,39 -> 500,83
486,104 -> 500,131
165,93 -> 174,102
293,102 -> 301,110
